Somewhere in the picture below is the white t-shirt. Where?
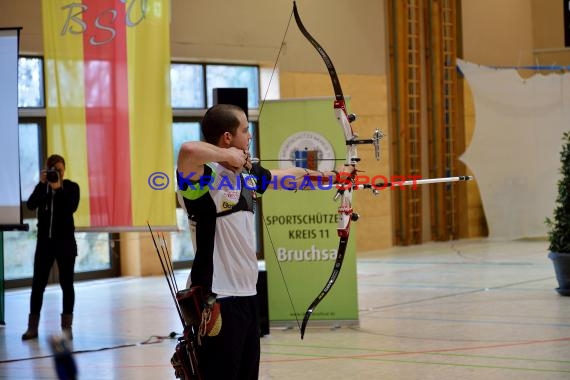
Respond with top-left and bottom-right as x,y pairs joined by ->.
178,162 -> 271,297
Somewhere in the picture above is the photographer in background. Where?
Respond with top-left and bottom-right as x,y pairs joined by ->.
21,154 -> 80,341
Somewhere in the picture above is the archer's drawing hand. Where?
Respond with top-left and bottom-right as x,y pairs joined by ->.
224,147 -> 249,172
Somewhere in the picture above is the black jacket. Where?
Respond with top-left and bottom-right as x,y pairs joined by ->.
27,179 -> 80,241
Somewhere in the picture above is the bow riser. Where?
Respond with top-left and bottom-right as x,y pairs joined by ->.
337,190 -> 353,238
334,102 -> 355,140
334,104 -> 359,165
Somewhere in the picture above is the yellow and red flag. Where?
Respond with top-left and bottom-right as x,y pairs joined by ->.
42,0 -> 175,229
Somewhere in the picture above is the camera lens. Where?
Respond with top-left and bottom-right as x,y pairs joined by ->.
46,168 -> 59,183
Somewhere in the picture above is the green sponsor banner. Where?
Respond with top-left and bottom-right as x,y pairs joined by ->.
259,98 -> 358,325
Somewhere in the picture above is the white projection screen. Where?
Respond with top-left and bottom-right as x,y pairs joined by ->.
458,59 -> 569,240
0,28 -> 22,227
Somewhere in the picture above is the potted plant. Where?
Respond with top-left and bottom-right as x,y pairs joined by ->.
547,131 -> 570,296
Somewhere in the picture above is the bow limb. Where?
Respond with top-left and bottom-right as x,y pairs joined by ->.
300,190 -> 354,339
292,2 -> 359,165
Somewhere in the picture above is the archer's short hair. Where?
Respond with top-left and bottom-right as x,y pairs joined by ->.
201,104 -> 246,145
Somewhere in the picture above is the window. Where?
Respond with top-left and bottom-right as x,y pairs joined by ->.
206,64 -> 259,108
18,56 -> 44,108
172,122 -> 202,166
171,121 -> 201,262
170,63 -> 261,264
171,62 -> 260,109
18,123 -> 41,201
75,232 -> 113,272
170,64 -> 204,108
4,219 -> 37,280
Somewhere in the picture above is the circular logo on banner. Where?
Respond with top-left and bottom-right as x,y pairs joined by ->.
278,131 -> 336,171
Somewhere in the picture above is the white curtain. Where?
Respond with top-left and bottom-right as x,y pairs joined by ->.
458,59 -> 570,239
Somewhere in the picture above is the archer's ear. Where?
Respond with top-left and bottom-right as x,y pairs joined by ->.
221,131 -> 233,147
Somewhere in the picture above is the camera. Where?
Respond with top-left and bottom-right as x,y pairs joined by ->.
46,168 -> 60,183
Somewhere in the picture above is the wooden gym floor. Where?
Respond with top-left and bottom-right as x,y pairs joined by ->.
1,238 -> 569,379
